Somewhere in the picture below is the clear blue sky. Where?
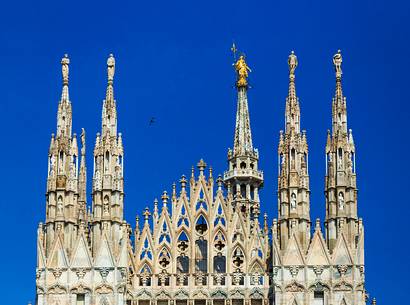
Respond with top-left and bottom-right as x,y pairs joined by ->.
1,0 -> 408,304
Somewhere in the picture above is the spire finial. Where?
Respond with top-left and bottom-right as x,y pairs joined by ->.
197,159 -> 207,175
234,54 -> 251,88
216,175 -> 223,191
61,54 -> 69,85
179,174 -> 187,191
333,50 -> 343,79
288,50 -> 298,77
107,53 -> 115,84
161,191 -> 169,209
143,207 -> 151,223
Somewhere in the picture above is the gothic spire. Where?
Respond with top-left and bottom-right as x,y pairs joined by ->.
224,50 -> 263,223
102,54 -> 117,136
277,51 -> 311,251
232,54 -> 254,157
285,51 -> 300,134
56,54 -> 72,138
325,50 -> 358,251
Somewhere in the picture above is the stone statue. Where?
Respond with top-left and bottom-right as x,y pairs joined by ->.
57,197 -> 63,215
61,54 -> 69,84
338,192 -> 345,210
288,51 -> 298,75
107,54 -> 115,82
290,192 -> 297,210
80,128 -> 86,156
333,50 -> 342,78
234,55 -> 251,87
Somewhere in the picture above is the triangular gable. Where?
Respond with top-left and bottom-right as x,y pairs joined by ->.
332,233 -> 353,265
272,237 -> 282,266
356,231 -> 364,265
306,229 -> 330,265
135,226 -> 155,265
116,235 -> 128,268
37,239 -> 46,269
283,234 -> 305,266
213,194 -> 229,220
229,209 -> 247,242
249,223 -> 266,260
95,234 -> 115,268
155,210 -> 173,246
70,233 -> 92,268
175,198 -> 191,229
191,182 -> 211,213
47,234 -> 69,268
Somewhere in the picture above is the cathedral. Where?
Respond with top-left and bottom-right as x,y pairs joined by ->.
34,50 -> 370,305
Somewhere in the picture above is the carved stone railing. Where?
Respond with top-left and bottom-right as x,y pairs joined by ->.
136,272 -> 267,289
223,169 -> 264,181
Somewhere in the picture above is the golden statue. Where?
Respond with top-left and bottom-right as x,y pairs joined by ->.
234,55 -> 251,87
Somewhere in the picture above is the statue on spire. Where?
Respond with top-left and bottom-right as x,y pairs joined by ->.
107,54 -> 115,83
288,51 -> 298,76
333,50 -> 343,79
234,55 -> 251,87
80,128 -> 86,156
61,54 -> 69,85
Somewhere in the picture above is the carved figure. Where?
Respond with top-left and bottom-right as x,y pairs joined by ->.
333,50 -> 343,78
288,51 -> 298,75
290,192 -> 297,210
338,192 -> 345,210
61,54 -> 69,84
107,54 -> 115,82
234,55 -> 251,86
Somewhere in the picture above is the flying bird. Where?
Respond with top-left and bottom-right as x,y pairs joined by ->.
149,117 -> 156,126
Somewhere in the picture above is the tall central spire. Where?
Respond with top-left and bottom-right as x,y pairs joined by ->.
224,51 -> 263,222
232,55 -> 254,157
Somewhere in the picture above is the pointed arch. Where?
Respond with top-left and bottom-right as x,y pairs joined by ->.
139,236 -> 153,261
195,214 -> 208,235
231,245 -> 245,270
213,201 -> 227,227
177,230 -> 190,274
158,217 -> 172,245
177,201 -> 190,228
158,246 -> 171,270
195,189 -> 208,212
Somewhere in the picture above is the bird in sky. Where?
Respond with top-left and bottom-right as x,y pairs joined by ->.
149,117 -> 156,126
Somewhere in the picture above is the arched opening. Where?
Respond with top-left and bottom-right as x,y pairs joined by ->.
240,162 -> 246,169
214,254 -> 226,273
177,231 -> 189,273
195,215 -> 208,234
313,291 -> 324,305
195,239 -> 208,272
291,148 -> 296,169
104,151 -> 110,173
139,264 -> 152,286
232,247 -> 245,269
